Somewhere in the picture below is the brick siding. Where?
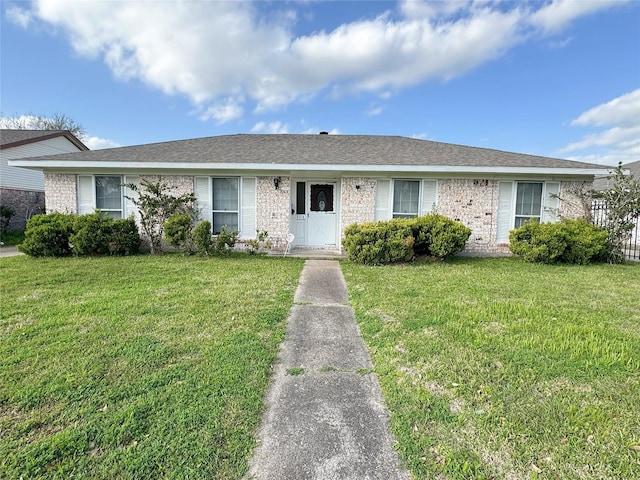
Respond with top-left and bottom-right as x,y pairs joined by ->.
0,187 -> 45,231
256,176 -> 291,250
44,173 -> 77,214
340,177 -> 376,236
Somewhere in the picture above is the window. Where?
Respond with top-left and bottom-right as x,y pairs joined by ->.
392,180 -> 420,218
514,182 -> 543,227
212,177 -> 239,234
310,184 -> 334,212
95,176 -> 123,218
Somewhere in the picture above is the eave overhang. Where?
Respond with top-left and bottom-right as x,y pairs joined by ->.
8,160 -> 611,177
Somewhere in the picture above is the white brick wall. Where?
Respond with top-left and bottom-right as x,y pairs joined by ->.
256,176 -> 291,250
139,175 -> 194,197
44,173 -> 77,214
436,179 -> 506,254
340,177 -> 376,235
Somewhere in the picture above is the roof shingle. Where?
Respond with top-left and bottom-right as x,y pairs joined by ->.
8,133 -> 607,169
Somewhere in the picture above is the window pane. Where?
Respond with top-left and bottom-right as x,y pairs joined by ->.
393,180 -> 419,216
296,182 -> 306,215
310,184 -> 334,212
516,183 -> 542,216
213,212 -> 238,234
96,176 -> 122,211
213,178 -> 238,211
514,216 -> 531,228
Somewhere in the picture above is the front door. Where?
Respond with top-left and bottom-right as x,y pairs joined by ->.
307,183 -> 336,247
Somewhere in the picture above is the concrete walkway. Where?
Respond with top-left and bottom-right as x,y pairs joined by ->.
247,260 -> 408,480
0,246 -> 23,258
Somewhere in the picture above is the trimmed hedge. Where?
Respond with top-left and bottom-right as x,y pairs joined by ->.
509,218 -> 608,264
343,214 -> 471,265
20,213 -> 75,257
20,212 -> 140,257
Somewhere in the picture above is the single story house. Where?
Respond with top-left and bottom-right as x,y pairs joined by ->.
10,133 -> 611,254
1,129 -> 88,230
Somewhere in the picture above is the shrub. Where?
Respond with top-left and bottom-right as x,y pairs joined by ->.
124,179 -> 196,254
192,221 -> 213,255
164,213 -> 194,252
1,205 -> 15,232
214,226 -> 239,256
509,219 -> 608,264
20,212 -> 140,257
343,214 -> 471,265
71,212 -> 112,255
343,219 -> 414,265
411,214 -> 471,258
245,230 -> 272,255
109,218 -> 141,255
20,213 -> 75,257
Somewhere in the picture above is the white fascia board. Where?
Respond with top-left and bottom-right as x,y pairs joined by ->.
8,159 -> 610,176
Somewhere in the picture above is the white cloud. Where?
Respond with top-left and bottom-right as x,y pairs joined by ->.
571,89 -> 640,128
197,97 -> 245,123
20,0 -> 622,122
84,136 -> 120,150
251,121 -> 289,134
367,106 -> 384,116
6,6 -> 33,29
530,0 -> 620,34
301,128 -> 341,135
411,133 -> 431,140
562,89 -> 640,165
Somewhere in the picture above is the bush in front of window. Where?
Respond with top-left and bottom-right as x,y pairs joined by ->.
20,213 -> 75,257
343,219 -> 415,265
411,214 -> 472,258
20,212 -> 140,257
344,214 -> 472,265
509,219 -> 608,264
164,213 -> 195,254
192,220 -> 213,255
214,226 -> 239,256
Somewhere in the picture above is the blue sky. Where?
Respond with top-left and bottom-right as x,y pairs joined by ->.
1,0 -> 639,165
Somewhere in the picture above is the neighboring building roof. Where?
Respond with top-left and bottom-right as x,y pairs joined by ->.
592,160 -> 640,191
0,129 -> 89,151
10,133 -> 609,175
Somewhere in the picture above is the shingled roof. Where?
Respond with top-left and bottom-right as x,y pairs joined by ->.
0,129 -> 89,151
9,134 -> 608,173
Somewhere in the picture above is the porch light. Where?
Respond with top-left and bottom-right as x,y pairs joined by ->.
274,177 -> 281,190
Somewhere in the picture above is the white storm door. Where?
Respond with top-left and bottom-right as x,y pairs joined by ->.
307,183 -> 337,247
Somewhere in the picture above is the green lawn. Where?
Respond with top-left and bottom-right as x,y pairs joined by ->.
0,254 -> 303,479
342,258 -> 640,480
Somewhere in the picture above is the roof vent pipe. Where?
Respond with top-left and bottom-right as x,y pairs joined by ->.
319,131 -> 328,135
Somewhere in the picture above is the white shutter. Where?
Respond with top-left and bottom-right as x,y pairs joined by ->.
195,177 -> 212,223
124,175 -> 140,220
496,181 -> 514,243
240,177 -> 256,239
77,175 -> 94,214
421,179 -> 438,215
542,182 -> 560,223
375,179 -> 391,221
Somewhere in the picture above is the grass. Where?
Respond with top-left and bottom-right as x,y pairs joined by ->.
0,254 -> 303,479
342,257 -> 640,480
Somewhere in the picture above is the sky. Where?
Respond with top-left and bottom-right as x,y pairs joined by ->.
1,0 -> 639,166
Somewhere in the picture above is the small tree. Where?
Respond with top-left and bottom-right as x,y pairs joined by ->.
593,163 -> 640,263
0,113 -> 86,139
125,179 -> 196,254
